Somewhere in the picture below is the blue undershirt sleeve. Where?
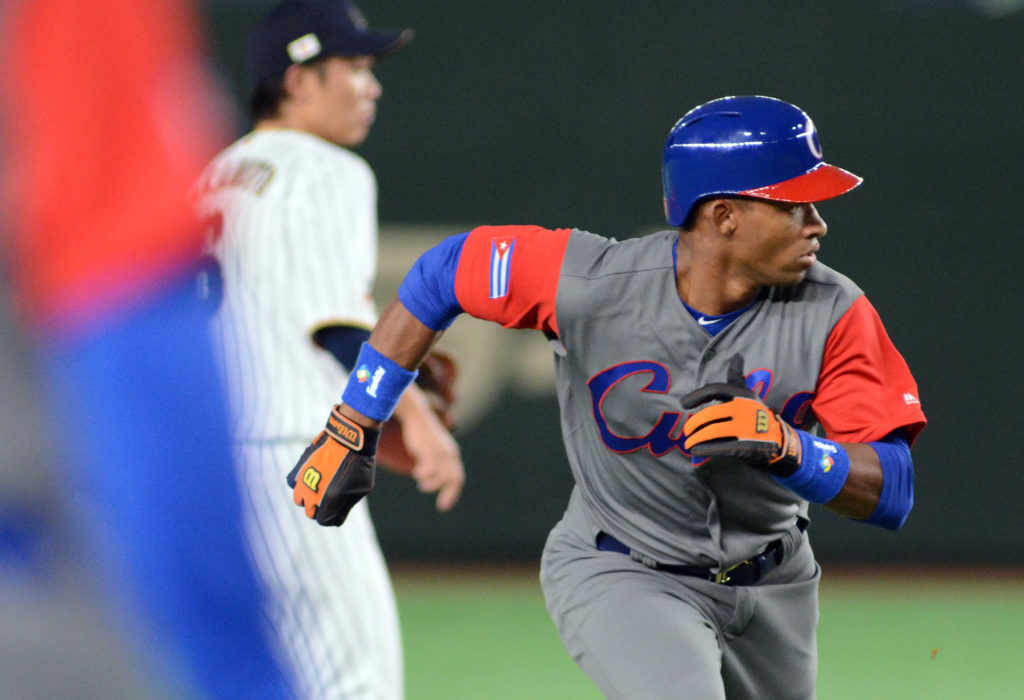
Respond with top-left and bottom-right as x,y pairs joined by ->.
313,326 -> 371,372
861,430 -> 915,530
397,232 -> 469,331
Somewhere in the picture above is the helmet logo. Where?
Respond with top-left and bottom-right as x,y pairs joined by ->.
803,118 -> 823,160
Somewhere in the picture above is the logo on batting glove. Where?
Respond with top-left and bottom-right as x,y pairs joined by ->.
301,467 -> 322,492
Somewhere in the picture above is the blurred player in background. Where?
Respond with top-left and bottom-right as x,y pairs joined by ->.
288,95 -> 927,699
1,0 -> 295,697
193,1 -> 464,697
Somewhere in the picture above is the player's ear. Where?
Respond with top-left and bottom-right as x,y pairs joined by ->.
281,63 -> 311,102
707,199 -> 740,236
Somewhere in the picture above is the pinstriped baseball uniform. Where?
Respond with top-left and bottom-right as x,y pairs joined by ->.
196,128 -> 401,699
398,224 -> 926,699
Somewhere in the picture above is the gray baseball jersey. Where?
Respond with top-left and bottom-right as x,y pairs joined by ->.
195,129 -> 401,700
398,224 -> 925,698
554,228 -> 852,566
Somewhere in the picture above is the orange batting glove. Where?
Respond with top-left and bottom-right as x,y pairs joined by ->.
287,405 -> 379,526
681,355 -> 802,477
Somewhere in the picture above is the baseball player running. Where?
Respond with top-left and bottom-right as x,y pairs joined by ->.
289,95 -> 926,698
194,2 -> 464,698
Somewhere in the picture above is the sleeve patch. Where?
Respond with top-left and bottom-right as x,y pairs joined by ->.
489,237 -> 515,298
454,225 -> 571,333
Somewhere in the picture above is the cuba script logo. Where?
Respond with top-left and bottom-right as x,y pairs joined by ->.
588,361 -> 815,457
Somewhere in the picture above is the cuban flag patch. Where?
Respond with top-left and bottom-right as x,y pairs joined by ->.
489,237 -> 515,299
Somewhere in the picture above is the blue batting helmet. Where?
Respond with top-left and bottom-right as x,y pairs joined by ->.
662,95 -> 863,227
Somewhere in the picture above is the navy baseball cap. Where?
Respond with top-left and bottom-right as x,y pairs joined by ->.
246,0 -> 413,87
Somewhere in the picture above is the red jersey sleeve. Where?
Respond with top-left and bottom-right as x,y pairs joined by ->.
813,295 -> 927,445
453,225 -> 572,334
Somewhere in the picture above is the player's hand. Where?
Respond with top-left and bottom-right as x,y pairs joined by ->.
680,355 -> 802,477
287,405 -> 379,526
376,349 -> 465,511
398,389 -> 465,512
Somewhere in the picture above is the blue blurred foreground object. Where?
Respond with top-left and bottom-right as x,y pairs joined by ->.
0,0 -> 296,696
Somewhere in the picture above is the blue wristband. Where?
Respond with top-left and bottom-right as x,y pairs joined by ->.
774,431 -> 851,504
862,433 -> 914,530
341,342 -> 418,422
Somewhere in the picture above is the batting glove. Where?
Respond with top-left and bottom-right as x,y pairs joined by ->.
681,355 -> 802,477
287,405 -> 379,526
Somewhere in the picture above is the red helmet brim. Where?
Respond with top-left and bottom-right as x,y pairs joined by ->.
739,163 -> 863,203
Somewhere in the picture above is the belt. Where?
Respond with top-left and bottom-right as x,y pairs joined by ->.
595,518 -> 808,586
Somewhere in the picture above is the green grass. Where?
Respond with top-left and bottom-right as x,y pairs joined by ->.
393,564 -> 600,699
817,568 -> 1024,699
393,564 -> 1024,699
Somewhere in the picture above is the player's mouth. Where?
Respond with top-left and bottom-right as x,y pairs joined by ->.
798,244 -> 819,266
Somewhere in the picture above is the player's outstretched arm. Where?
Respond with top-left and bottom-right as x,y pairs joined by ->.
682,355 -> 914,530
292,223 -> 571,524
336,296 -> 446,427
289,297 -> 450,525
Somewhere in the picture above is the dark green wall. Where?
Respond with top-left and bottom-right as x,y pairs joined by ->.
201,1 -> 1024,564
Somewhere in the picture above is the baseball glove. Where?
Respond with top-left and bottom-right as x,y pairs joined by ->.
376,348 -> 459,475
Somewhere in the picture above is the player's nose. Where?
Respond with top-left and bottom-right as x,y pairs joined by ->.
803,203 -> 827,238
367,72 -> 382,99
